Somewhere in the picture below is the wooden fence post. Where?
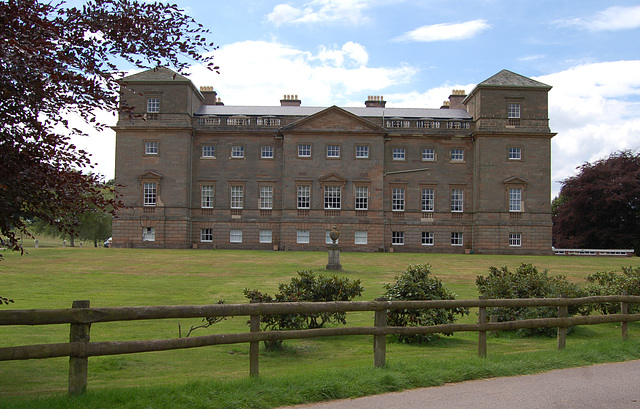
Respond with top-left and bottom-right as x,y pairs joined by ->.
621,291 -> 628,340
373,297 -> 387,368
68,300 -> 90,396
557,295 -> 568,350
478,296 -> 487,358
489,315 -> 499,336
249,300 -> 260,377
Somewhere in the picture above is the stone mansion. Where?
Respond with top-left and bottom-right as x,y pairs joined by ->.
112,67 -> 554,254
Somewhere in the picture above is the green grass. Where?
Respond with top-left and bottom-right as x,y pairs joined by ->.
1,247 -> 640,408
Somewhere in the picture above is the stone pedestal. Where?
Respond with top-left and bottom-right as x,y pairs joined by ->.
326,244 -> 342,271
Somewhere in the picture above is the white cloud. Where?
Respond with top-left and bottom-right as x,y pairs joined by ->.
188,40 -> 417,106
535,61 -> 640,196
393,19 -> 490,43
267,0 -> 376,26
555,6 -> 640,31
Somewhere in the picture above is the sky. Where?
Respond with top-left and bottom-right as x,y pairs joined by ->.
74,0 -> 640,198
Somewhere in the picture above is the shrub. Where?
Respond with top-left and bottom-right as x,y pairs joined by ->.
476,263 -> 589,337
383,264 -> 468,343
585,267 -> 640,314
243,270 -> 364,349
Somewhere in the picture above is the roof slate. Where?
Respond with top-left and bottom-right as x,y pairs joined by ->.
195,105 -> 471,120
478,69 -> 551,89
122,67 -> 192,83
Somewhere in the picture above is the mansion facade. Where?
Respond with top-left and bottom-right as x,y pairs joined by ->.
112,67 -> 554,254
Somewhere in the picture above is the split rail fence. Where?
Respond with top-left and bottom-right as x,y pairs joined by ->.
1,295 -> 639,396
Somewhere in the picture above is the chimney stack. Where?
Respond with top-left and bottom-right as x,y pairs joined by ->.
365,95 -> 386,108
199,86 -> 219,105
448,89 -> 466,109
280,94 -> 301,106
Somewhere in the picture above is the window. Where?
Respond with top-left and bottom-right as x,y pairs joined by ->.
508,103 -> 521,126
261,146 -> 274,159
508,103 -> 521,119
201,185 -> 214,208
260,186 -> 273,209
259,230 -> 272,244
326,230 -> 338,244
451,149 -> 464,162
230,229 -> 242,243
422,188 -> 435,212
356,145 -> 369,158
422,232 -> 434,246
297,185 -> 310,209
392,188 -> 405,211
451,189 -> 463,212
392,148 -> 406,160
145,141 -> 158,155
298,144 -> 311,157
327,145 -> 340,158
230,185 -> 244,209
355,186 -> 369,210
509,188 -> 522,212
297,230 -> 310,244
142,227 -> 155,241
509,233 -> 522,247
451,232 -> 463,246
508,147 -> 522,160
201,228 -> 213,242
202,145 -> 215,158
146,98 -> 160,113
231,145 -> 245,158
354,231 -> 368,245
143,182 -> 157,206
324,186 -> 341,209
392,231 -> 404,245
422,148 -> 435,161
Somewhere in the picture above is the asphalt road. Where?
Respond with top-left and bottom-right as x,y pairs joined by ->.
278,360 -> 640,409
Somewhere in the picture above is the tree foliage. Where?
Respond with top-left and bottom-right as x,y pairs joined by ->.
243,270 -> 364,349
476,263 -> 589,336
585,267 -> 640,315
383,264 -> 468,344
0,0 -> 217,255
552,150 -> 640,252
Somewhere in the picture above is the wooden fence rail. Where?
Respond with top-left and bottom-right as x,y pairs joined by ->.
0,295 -> 639,395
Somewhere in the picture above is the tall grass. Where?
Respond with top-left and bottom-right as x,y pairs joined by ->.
1,247 -> 639,408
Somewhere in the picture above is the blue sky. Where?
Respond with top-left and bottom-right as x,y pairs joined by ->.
78,0 -> 640,197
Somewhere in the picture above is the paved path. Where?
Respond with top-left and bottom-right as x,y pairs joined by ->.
278,360 -> 640,409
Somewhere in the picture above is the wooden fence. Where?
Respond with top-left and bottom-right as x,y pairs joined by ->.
1,295 -> 639,396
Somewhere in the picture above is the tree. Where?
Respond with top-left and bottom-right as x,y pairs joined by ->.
476,263 -> 589,336
243,270 -> 364,349
0,0 -> 218,256
553,150 -> 640,252
383,264 -> 468,343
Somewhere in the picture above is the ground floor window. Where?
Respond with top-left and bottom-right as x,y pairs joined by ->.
259,230 -> 272,244
509,233 -> 522,247
354,231 -> 368,245
297,230 -> 310,243
200,228 -> 213,242
392,231 -> 404,245
451,232 -> 463,246
422,232 -> 434,246
142,227 -> 155,241
230,229 -> 242,243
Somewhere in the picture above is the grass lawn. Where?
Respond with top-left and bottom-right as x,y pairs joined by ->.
1,246 -> 640,408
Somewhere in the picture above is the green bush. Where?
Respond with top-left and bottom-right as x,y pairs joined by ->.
243,270 -> 364,349
476,263 -> 589,336
585,266 -> 640,314
383,264 -> 468,343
